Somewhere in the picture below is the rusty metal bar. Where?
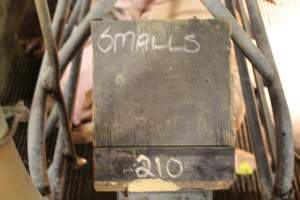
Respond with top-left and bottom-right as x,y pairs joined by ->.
45,0 -> 118,139
28,0 -> 73,198
245,1 -> 295,199
200,0 -> 274,83
224,1 -> 273,198
36,0 -> 80,163
28,0 -> 117,198
45,0 -> 87,139
48,50 -> 85,200
48,1 -> 91,199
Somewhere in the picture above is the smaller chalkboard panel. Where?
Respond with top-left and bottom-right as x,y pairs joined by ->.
94,147 -> 234,192
117,191 -> 212,200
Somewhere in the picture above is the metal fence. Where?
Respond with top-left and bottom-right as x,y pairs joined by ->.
24,0 -> 295,199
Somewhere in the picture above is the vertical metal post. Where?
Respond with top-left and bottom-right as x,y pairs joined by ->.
28,0 -> 80,198
45,0 -> 118,139
28,0 -> 118,198
236,0 -> 277,171
48,1 -> 91,199
224,1 -> 273,198
245,1 -> 295,198
200,0 -> 295,198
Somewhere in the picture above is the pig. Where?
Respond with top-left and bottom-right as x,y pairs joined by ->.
65,0 -> 299,163
65,0 -> 245,138
60,43 -> 93,125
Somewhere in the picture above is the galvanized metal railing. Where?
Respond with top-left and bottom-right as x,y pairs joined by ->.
201,1 -> 294,199
28,0 -> 117,199
27,0 -> 295,199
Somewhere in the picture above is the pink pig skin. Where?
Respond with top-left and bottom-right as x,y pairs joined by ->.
60,44 -> 93,125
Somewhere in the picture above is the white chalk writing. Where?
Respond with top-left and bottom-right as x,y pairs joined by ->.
166,157 -> 183,178
97,27 -> 200,53
134,154 -> 184,179
135,154 -> 154,178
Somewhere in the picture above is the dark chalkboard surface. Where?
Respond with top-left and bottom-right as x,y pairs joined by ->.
91,19 -> 234,192
92,20 -> 233,147
94,147 -> 234,191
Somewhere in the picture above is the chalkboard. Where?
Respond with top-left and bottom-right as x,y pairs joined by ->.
92,19 -> 234,192
92,20 -> 233,147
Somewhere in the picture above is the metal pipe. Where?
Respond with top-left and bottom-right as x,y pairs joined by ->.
236,0 -> 276,171
28,86 -> 50,196
48,1 -> 91,199
224,1 -> 273,198
205,0 -> 295,198
48,50 -> 84,200
58,0 -> 118,74
245,1 -> 295,198
28,0 -> 117,197
28,0 -> 72,197
200,0 -> 274,83
35,0 -> 83,169
52,0 -> 72,46
45,0 -> 118,138
62,0 -> 82,43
